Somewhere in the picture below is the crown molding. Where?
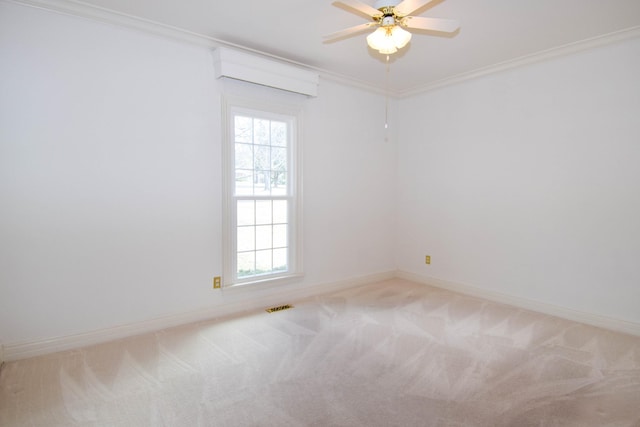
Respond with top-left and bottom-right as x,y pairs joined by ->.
399,25 -> 640,98
6,0 -> 388,97
6,0 -> 220,47
6,0 -> 639,99
318,70 -> 399,97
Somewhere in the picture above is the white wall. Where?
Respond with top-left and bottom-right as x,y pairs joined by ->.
0,2 -> 396,346
305,82 -> 397,285
396,37 -> 640,324
3,0 -> 638,351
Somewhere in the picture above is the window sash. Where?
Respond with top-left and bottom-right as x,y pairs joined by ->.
232,195 -> 295,283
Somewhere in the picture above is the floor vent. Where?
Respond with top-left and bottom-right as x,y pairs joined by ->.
265,304 -> 294,313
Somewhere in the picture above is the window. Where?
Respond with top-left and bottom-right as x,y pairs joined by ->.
222,97 -> 302,287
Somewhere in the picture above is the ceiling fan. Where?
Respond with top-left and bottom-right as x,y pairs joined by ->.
324,0 -> 460,55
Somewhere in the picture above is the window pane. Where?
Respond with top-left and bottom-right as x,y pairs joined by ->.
237,252 -> 255,277
271,147 -> 287,171
255,225 -> 272,250
255,200 -> 272,225
254,146 -> 270,171
256,250 -> 272,273
235,170 -> 254,195
237,226 -> 255,251
273,200 -> 287,224
254,119 -> 270,145
235,143 -> 253,169
271,121 -> 287,147
237,200 -> 254,226
234,116 -> 252,143
273,224 -> 287,248
253,172 -> 271,196
273,248 -> 287,272
271,172 -> 287,195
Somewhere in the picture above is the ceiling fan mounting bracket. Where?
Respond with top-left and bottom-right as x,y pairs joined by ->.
374,0 -> 401,11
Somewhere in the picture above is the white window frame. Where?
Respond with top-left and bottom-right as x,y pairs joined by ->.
222,95 -> 303,288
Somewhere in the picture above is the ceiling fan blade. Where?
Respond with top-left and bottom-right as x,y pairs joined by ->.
402,16 -> 460,33
394,0 -> 435,16
333,0 -> 382,18
323,22 -> 377,41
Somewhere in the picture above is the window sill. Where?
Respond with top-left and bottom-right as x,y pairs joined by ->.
221,273 -> 304,294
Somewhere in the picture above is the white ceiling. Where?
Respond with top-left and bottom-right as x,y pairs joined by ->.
41,0 -> 640,94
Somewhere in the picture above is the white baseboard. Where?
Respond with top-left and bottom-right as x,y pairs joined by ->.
10,268 -> 636,362
396,270 -> 640,337
3,270 -> 395,362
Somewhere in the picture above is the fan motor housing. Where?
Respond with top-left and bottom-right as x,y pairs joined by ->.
381,15 -> 396,26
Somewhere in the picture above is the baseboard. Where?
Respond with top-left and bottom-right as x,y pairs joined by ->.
13,268 -> 635,361
3,270 -> 395,362
396,270 -> 640,337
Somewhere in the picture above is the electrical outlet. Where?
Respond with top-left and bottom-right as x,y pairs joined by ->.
425,255 -> 431,265
213,276 -> 221,289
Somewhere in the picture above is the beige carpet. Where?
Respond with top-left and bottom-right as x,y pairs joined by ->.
1,279 -> 640,426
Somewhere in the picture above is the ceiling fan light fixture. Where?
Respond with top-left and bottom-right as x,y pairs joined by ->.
378,43 -> 398,55
391,25 -> 412,49
367,26 -> 409,54
326,0 -> 459,56
366,27 -> 388,50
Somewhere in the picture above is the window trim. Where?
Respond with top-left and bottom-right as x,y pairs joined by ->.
221,95 -> 303,288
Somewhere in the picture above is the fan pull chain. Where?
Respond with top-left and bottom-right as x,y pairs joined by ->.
385,55 -> 390,130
